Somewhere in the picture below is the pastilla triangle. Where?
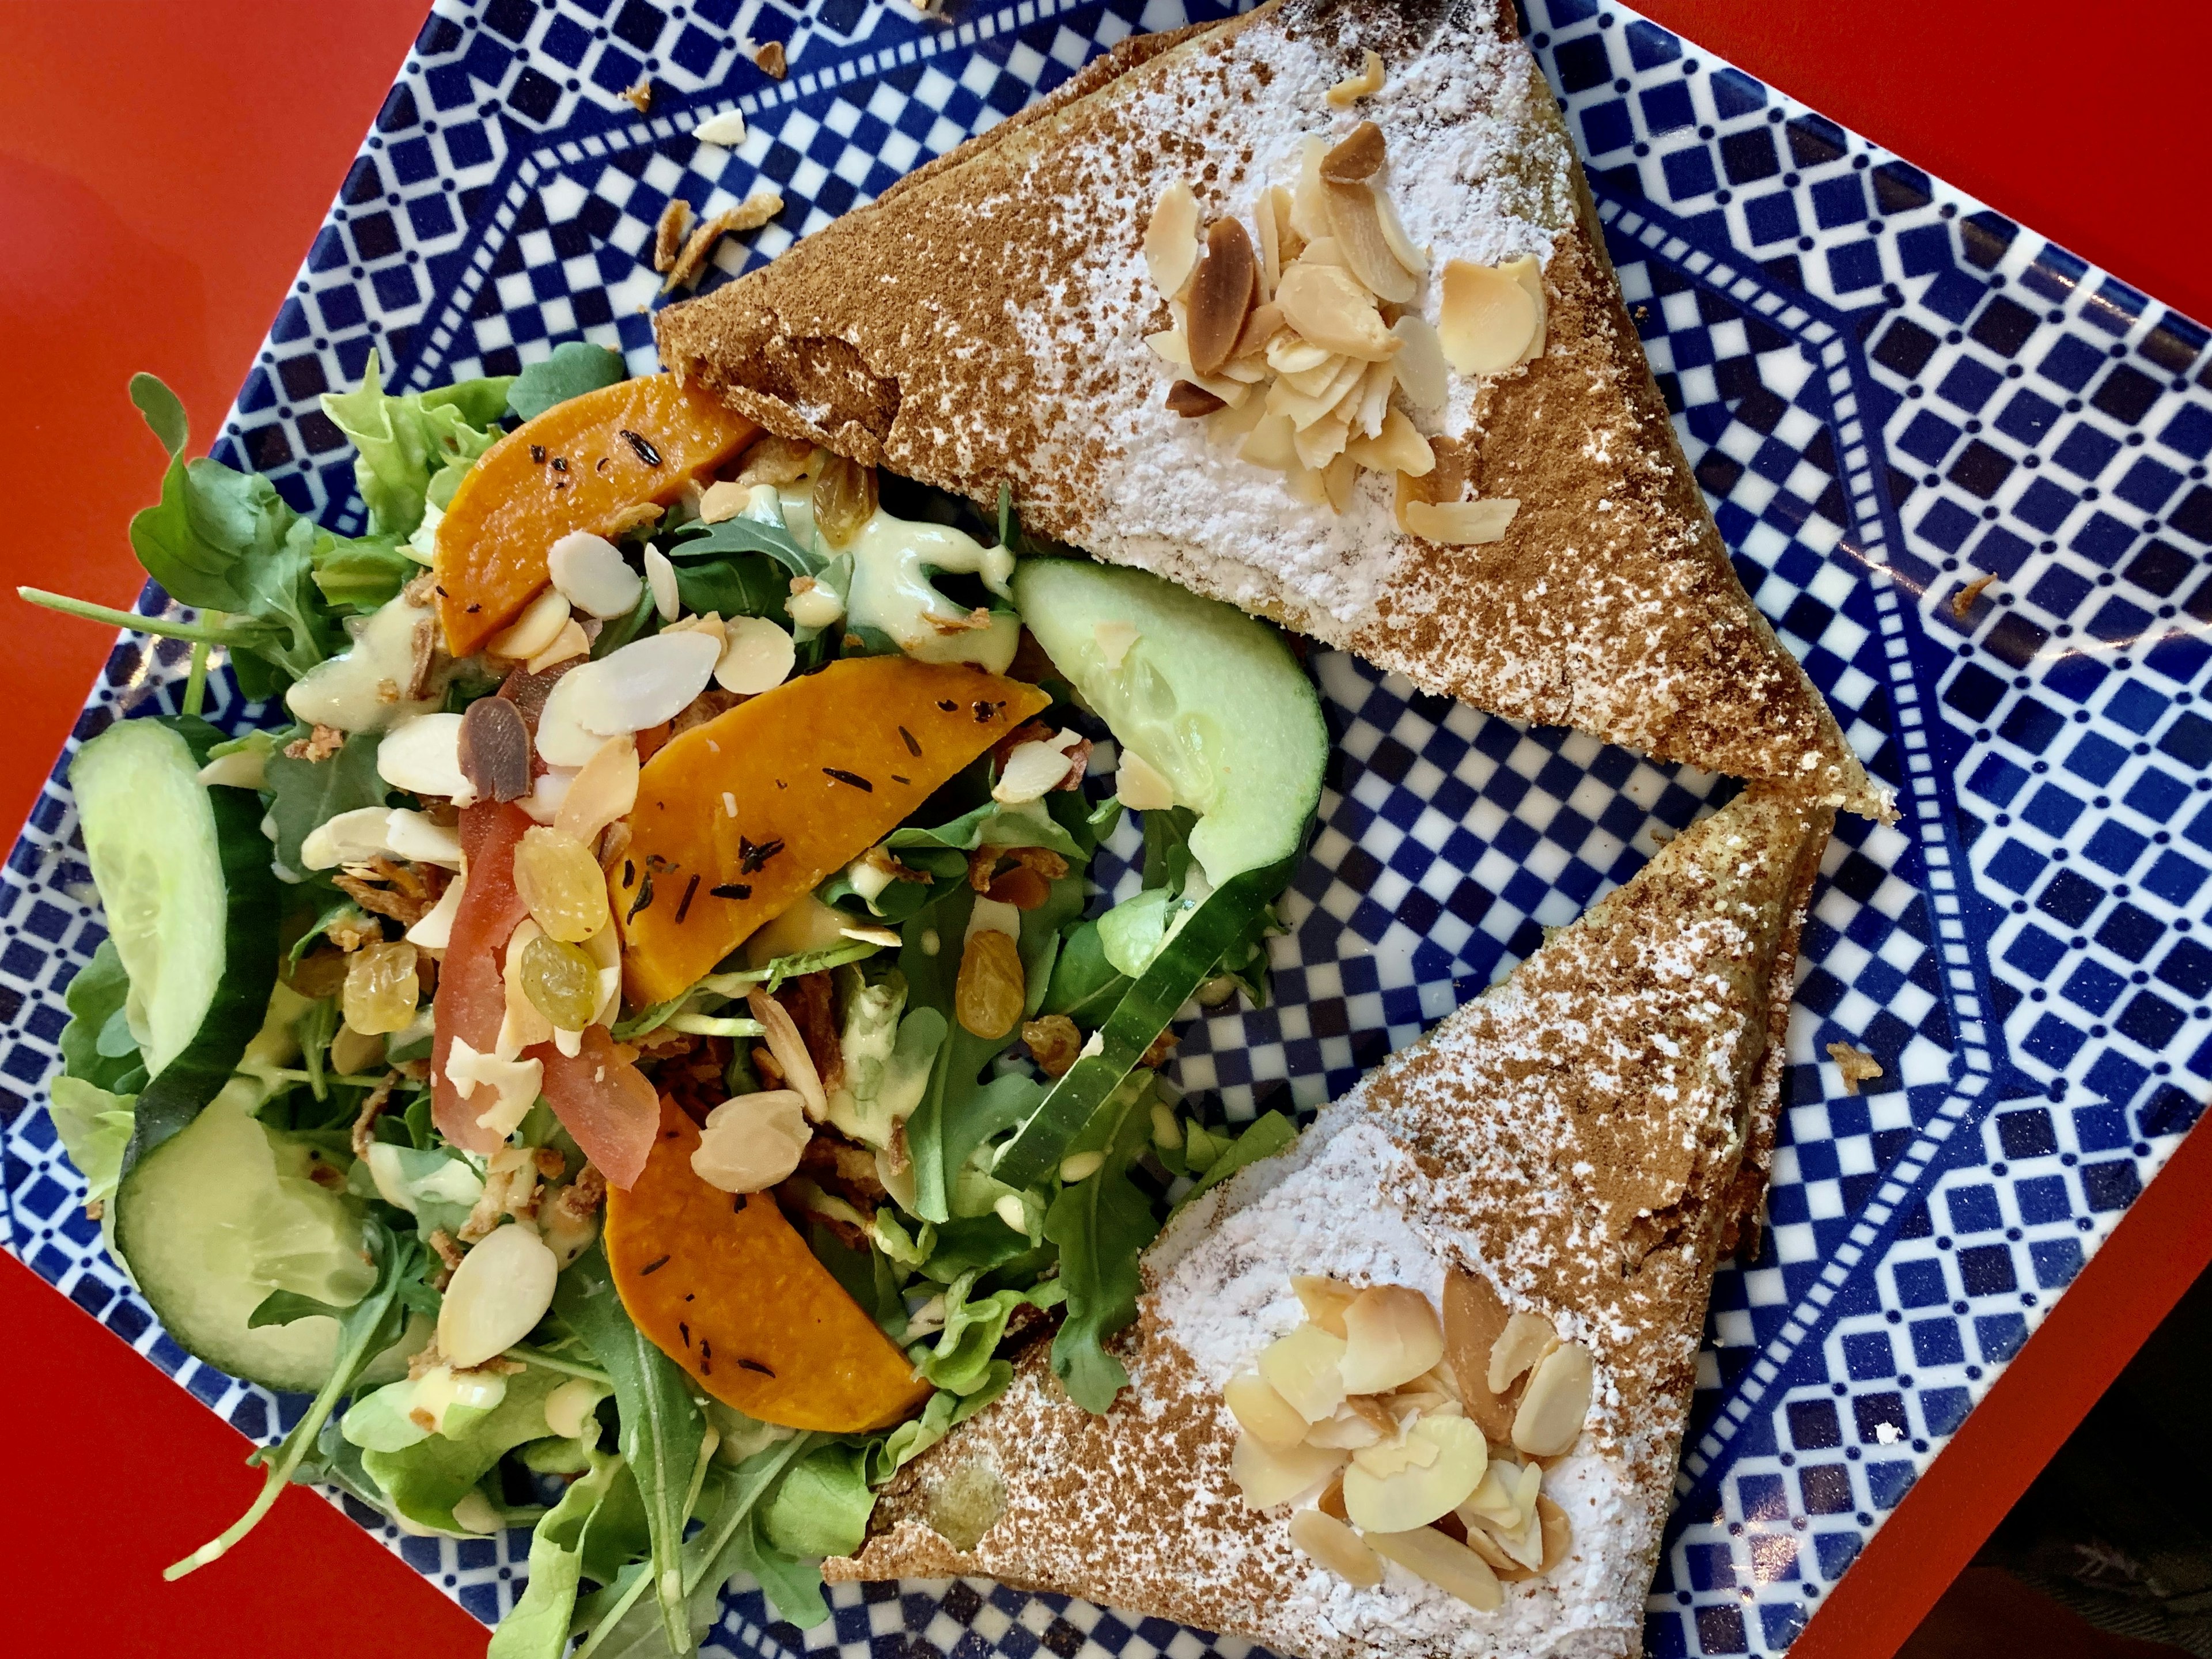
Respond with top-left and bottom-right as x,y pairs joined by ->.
656,0 -> 1887,819
824,784 -> 1833,1658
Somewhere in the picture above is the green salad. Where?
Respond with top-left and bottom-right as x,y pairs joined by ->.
32,346 -> 1327,1656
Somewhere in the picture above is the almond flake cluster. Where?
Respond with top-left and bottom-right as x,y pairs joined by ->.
1224,1271 -> 1593,1609
1143,63 -> 1545,547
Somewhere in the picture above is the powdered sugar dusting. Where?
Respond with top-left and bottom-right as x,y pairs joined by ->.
835,788 -> 1834,1659
1014,1 -> 1575,626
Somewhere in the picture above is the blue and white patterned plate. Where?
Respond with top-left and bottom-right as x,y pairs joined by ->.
5,1 -> 2209,1653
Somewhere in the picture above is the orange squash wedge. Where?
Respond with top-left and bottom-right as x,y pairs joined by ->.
606,1098 -> 935,1430
435,375 -> 756,657
613,656 -> 1050,1005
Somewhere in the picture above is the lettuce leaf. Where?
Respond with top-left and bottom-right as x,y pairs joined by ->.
908,1272 -> 1064,1397
320,349 -> 513,537
48,1077 -> 136,1206
486,1449 -> 625,1659
359,1365 -> 565,1531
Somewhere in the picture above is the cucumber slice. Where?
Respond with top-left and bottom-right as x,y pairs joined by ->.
1012,559 -> 1326,885
70,715 -> 282,1165
112,1093 -> 379,1392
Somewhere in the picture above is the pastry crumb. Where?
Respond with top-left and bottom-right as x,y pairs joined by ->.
1826,1042 -> 1883,1093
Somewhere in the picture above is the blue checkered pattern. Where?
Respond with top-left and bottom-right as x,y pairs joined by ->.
3,1 -> 2209,1652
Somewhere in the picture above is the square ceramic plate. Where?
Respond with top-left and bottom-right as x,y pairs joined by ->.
5,2 -> 2210,1654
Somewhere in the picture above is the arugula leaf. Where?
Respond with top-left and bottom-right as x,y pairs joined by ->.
910,1274 -> 1065,1397
760,1442 -> 877,1561
1183,1110 -> 1298,1200
122,374 -> 345,699
592,585 -> 661,660
662,509 -> 825,578
309,531 -> 419,613
361,1365 -> 566,1531
1039,921 -> 1127,1027
60,938 -> 144,1092
885,796 -> 1081,861
264,729 -> 390,876
507,341 -> 627,423
1042,1082 -> 1162,1412
321,349 -> 513,537
673,552 -> 789,621
168,1215 -> 430,1579
47,1077 -> 137,1205
554,1244 -> 707,1657
488,1449 -> 626,1659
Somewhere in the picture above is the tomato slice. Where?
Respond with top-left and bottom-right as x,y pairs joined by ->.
431,802 -> 532,1154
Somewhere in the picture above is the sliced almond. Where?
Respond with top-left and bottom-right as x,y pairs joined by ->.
1305,1392 -> 1395,1450
1207,395 -> 1270,449
457,695 -> 532,804
1324,181 -> 1417,305
1283,456 -> 1331,506
1374,186 -> 1429,278
527,618 -> 590,675
1444,1268 -> 1517,1442
1501,253 -> 1548,362
1368,1527 -> 1502,1612
1146,328 -> 1191,368
437,1219 -> 558,1369
1340,1286 -> 1446,1395
1404,497 -> 1519,546
547,531 -> 643,619
715,615 -> 796,695
1272,356 -> 1367,433
1233,300 -> 1286,361
1291,1275 -> 1361,1336
1253,197 -> 1281,302
554,736 -> 639,850
1439,259 -> 1538,375
746,986 -> 828,1119
1241,410 -> 1300,471
1347,408 -> 1436,478
1289,1508 -> 1384,1586
1318,1472 -> 1349,1522
1190,217 -> 1259,375
1352,359 -> 1396,440
1225,1370 -> 1310,1450
1321,452 -> 1359,514
1486,1310 -> 1558,1396
1217,357 -> 1270,385
1320,121 -> 1386,183
1327,48 -> 1385,107
1391,315 -> 1449,410
1145,179 -> 1200,300
486,586 -> 573,661
1297,234 -> 1349,271
1290,137 -> 1330,244
1167,380 -> 1227,419
1459,1520 -> 1521,1578
1232,1434 -> 1346,1509
1293,412 -> 1352,471
1267,331 -> 1334,376
1536,1494 -> 1572,1574
1343,1415 -> 1486,1533
1259,1323 -> 1349,1423
1511,1342 -> 1593,1459
1277,263 -> 1400,362
1268,184 -> 1304,266
1279,351 -> 1351,399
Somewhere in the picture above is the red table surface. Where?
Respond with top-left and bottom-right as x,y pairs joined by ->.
1,3 -> 2206,1654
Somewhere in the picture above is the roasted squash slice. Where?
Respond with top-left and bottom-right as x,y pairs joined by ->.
613,656 -> 1050,1005
606,1098 -> 934,1430
436,376 -> 756,657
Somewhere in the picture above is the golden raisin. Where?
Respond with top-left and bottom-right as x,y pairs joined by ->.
1021,1014 -> 1082,1078
342,941 -> 421,1035
812,453 -> 878,548
955,929 -> 1025,1040
512,826 -> 609,942
518,933 -> 600,1031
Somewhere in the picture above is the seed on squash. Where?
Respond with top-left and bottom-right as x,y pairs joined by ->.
513,825 -> 611,942
1224,1370 -> 1310,1450
1289,1507 -> 1383,1586
1340,1285 -> 1445,1394
459,695 -> 533,804
343,941 -> 421,1035
955,927 -> 1025,1039
812,453 -> 877,548
438,1221 -> 559,1369
518,933 -> 600,1031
